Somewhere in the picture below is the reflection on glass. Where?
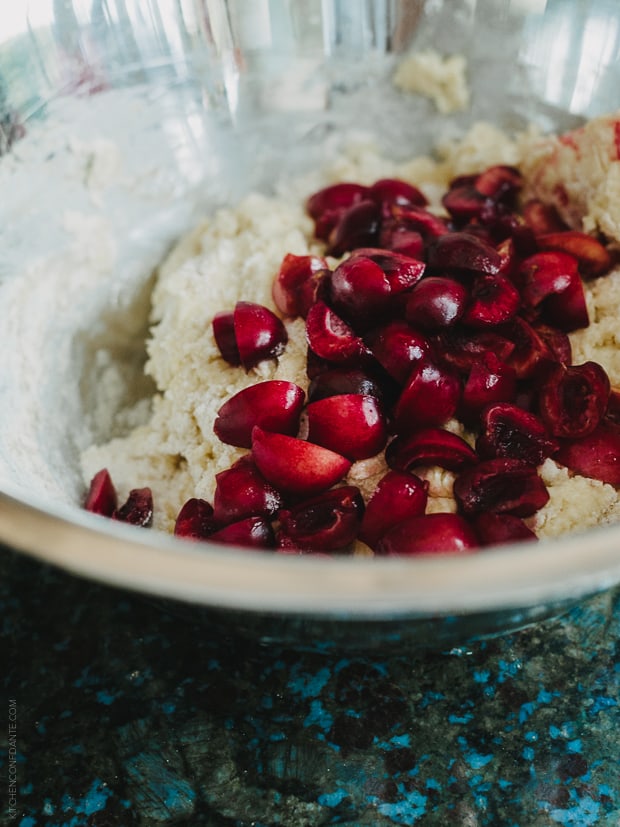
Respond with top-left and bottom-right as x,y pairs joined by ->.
570,13 -> 620,113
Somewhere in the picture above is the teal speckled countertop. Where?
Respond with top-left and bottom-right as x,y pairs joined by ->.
1,547 -> 619,826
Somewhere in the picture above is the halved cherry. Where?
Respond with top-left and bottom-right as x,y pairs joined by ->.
532,323 -> 572,365
459,352 -> 517,421
251,427 -> 351,497
349,248 -> 426,292
474,165 -> 522,200
113,488 -> 153,527
213,381 -> 305,448
427,232 -> 501,274
405,276 -> 468,329
442,183 -> 486,222
394,359 -> 461,433
538,361 -> 610,439
367,321 -> 430,384
306,394 -> 388,461
461,274 -> 520,327
554,421 -> 620,485
379,221 -> 425,258
376,513 -> 479,556
496,237 -> 518,279
327,200 -> 381,256
520,251 -> 578,307
389,204 -> 450,239
369,178 -> 428,208
476,403 -> 558,465
307,182 -> 370,240
329,255 -> 392,326
306,348 -> 332,380
474,513 -> 537,546
84,468 -> 117,517
272,253 -> 328,317
174,498 -> 218,539
501,317 -> 553,379
522,199 -> 568,235
479,206 -> 520,242
359,471 -> 428,548
537,231 -> 611,278
545,275 -> 589,332
208,516 -> 275,549
307,182 -> 370,221
453,458 -> 549,517
306,301 -> 368,363
519,252 -> 588,332
233,301 -> 288,369
213,456 -> 282,524
277,486 -> 364,551
308,368 -> 384,403
212,311 -> 240,366
386,427 -> 477,472
431,329 -> 515,374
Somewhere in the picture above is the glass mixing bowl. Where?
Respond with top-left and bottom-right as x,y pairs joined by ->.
1,0 -> 620,648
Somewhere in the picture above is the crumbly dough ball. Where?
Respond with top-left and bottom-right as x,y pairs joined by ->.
393,51 -> 470,114
346,454 -> 389,503
82,193 -> 314,530
571,268 -> 620,385
437,123 -> 524,177
535,459 -> 620,538
520,112 -> 620,237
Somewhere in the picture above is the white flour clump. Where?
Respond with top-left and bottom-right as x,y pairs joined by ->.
81,118 -> 620,541
520,112 -> 620,238
393,50 -> 470,114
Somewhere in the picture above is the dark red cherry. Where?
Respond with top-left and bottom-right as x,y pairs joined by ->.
307,182 -> 370,240
272,253 -> 328,317
208,516 -> 276,549
213,456 -> 282,524
327,200 -> 381,256
113,488 -> 153,527
386,427 -> 477,473
461,274 -> 520,327
538,361 -> 610,439
427,232 -> 502,274
277,486 -> 364,551
394,360 -> 461,433
329,255 -> 392,326
376,513 -> 479,555
306,394 -> 388,461
369,178 -> 428,208
359,471 -> 428,548
305,301 -> 368,363
213,381 -> 305,448
367,321 -> 430,384
174,498 -> 218,539
474,513 -> 537,546
453,458 -> 549,518
405,277 -> 468,329
459,352 -> 517,421
554,421 -> 620,485
233,302 -> 288,369
476,403 -> 559,465
84,468 -> 117,517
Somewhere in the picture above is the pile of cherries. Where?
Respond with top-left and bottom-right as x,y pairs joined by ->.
85,164 -> 620,556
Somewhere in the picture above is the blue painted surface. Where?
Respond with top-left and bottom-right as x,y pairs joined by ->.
2,547 -> 620,826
